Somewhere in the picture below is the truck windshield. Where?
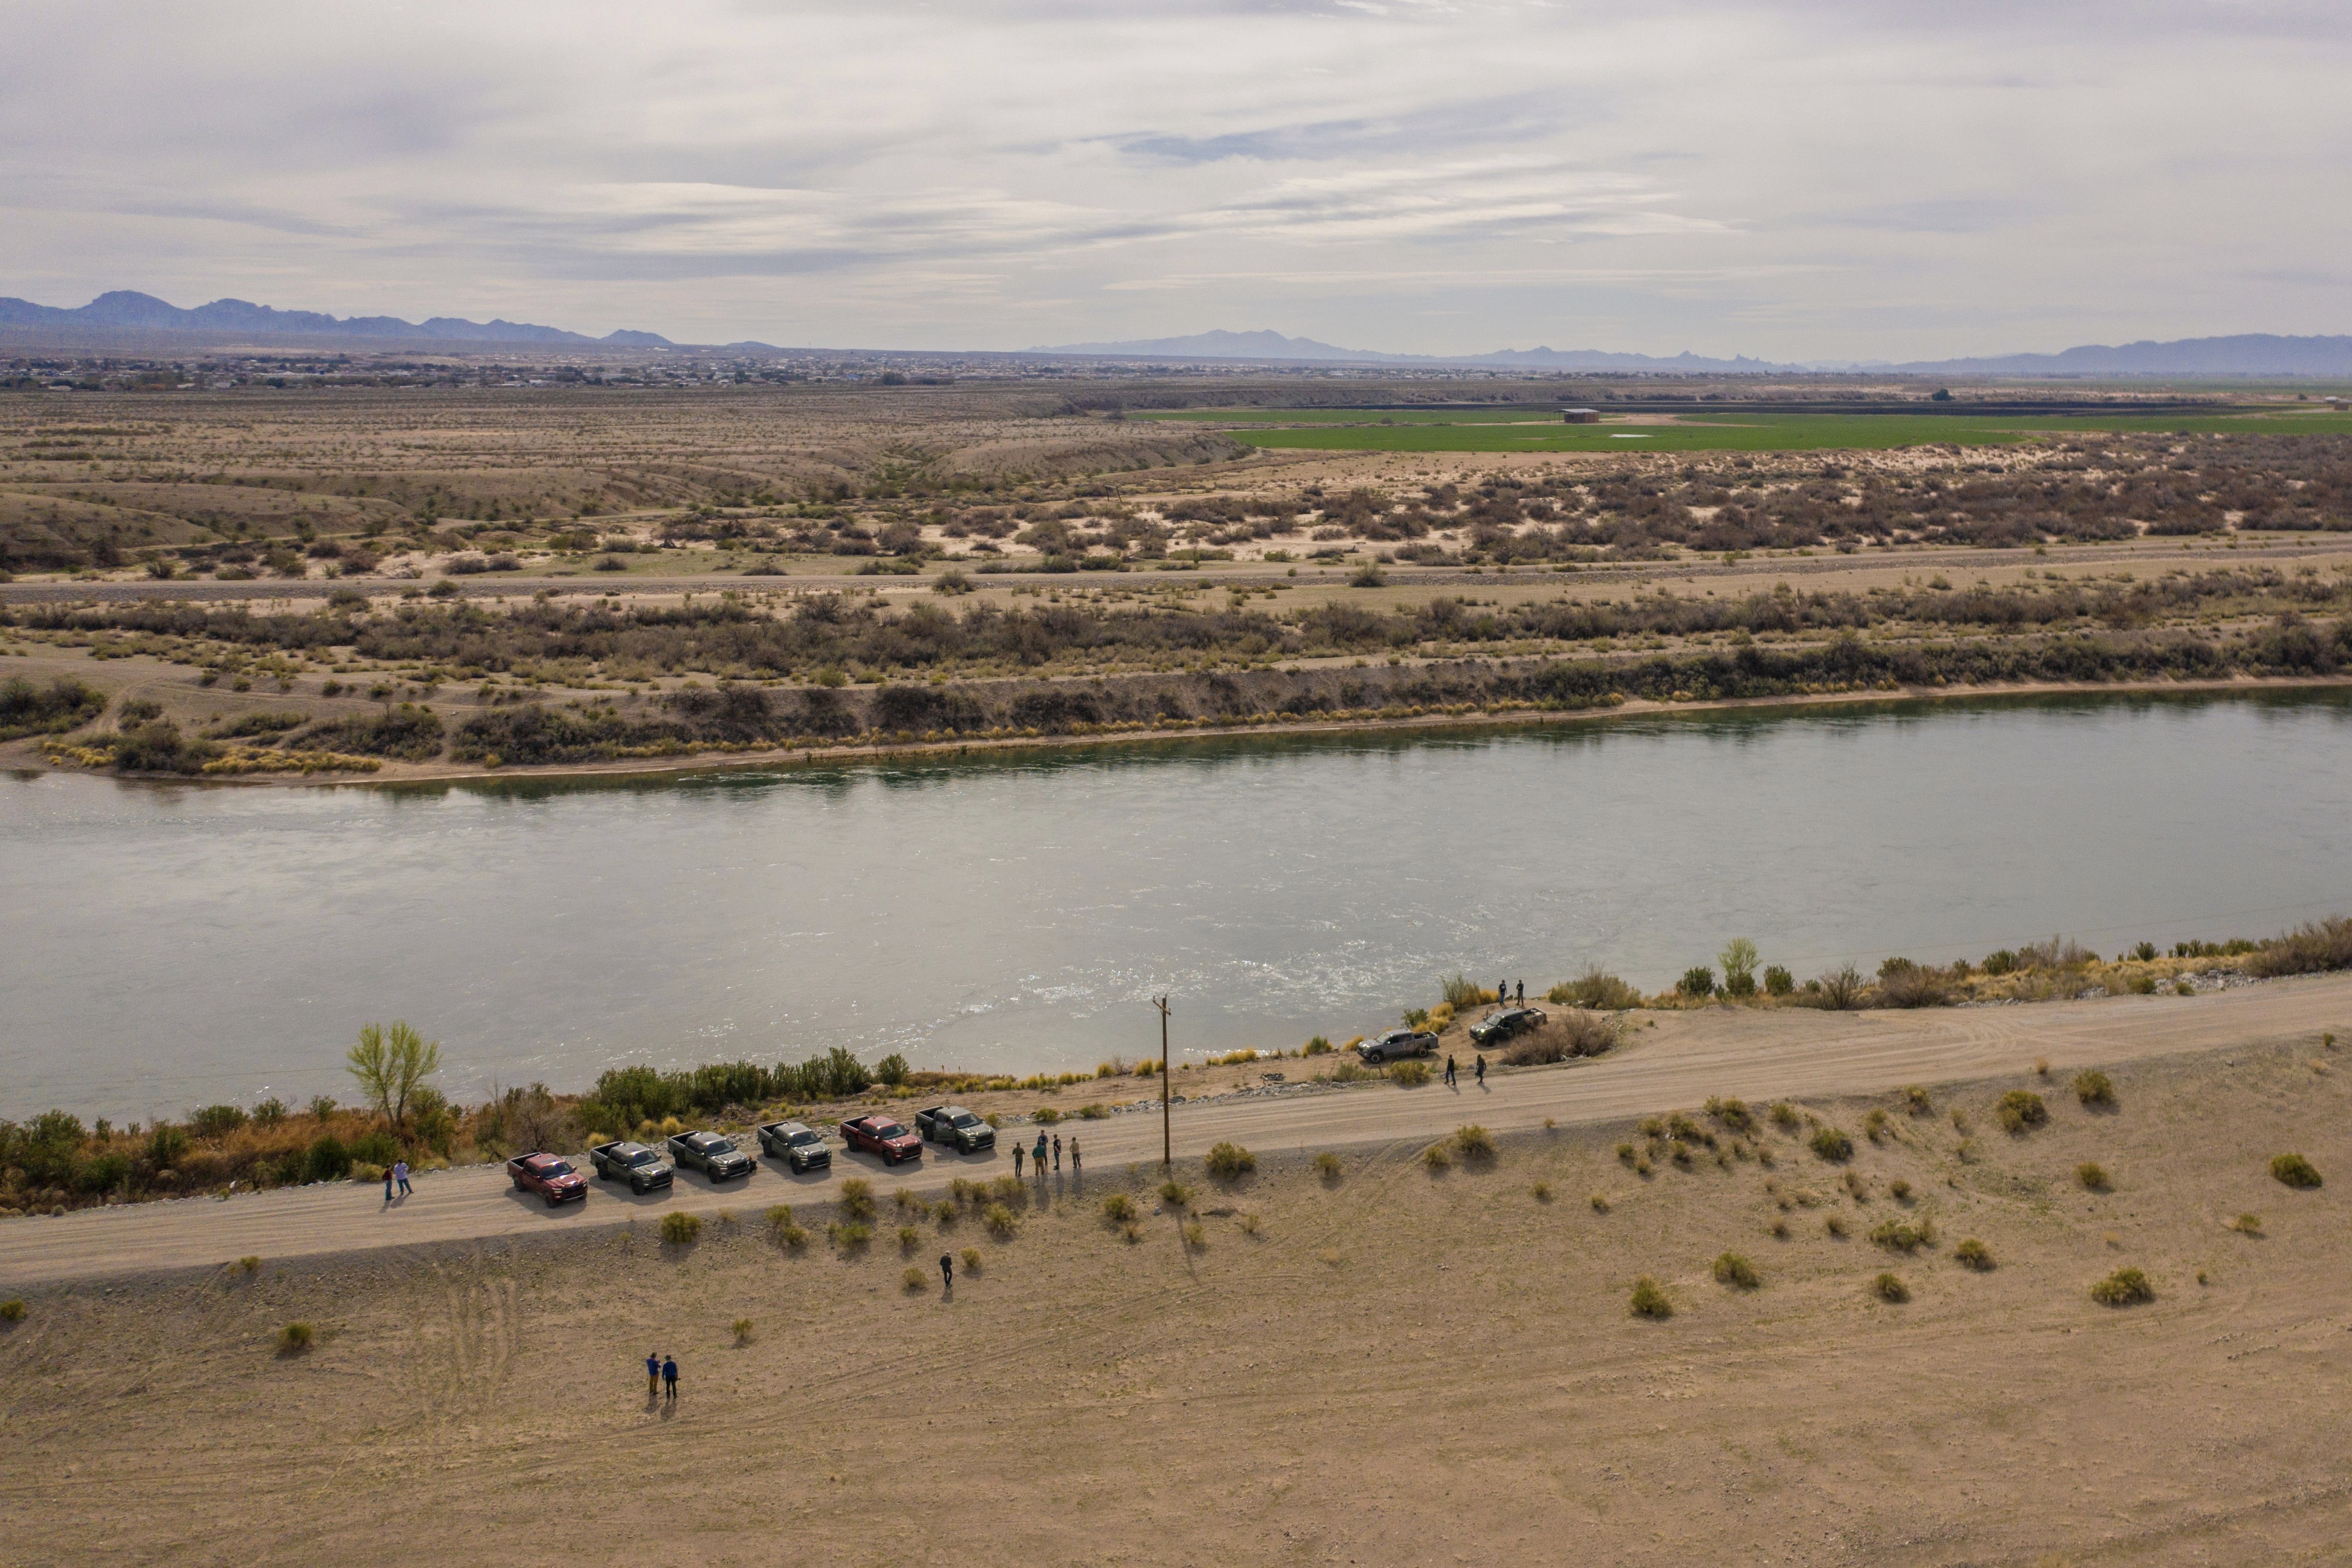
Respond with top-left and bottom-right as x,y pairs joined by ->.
875,1124 -> 907,1139
789,1132 -> 821,1146
627,1150 -> 659,1165
705,1139 -> 737,1155
542,1160 -> 574,1177
951,1114 -> 980,1128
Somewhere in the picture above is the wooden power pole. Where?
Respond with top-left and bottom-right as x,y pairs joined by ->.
1153,994 -> 1172,1168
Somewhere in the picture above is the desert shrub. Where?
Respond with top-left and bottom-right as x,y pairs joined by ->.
983,1203 -> 1018,1240
901,1266 -> 927,1293
1441,973 -> 1489,1009
959,1247 -> 982,1272
188,1103 -> 249,1139
1825,1214 -> 1849,1238
1769,1101 -> 1800,1131
1301,1036 -> 1333,1056
1452,1125 -> 1496,1163
1888,1178 -> 1912,1203
1713,1251 -> 1761,1289
1953,1237 -> 1994,1270
660,1211 -> 701,1245
1876,959 -> 1953,1008
1719,937 -> 1759,995
1902,1085 -> 1933,1115
1314,1151 -> 1342,1182
235,1255 -> 261,1276
2245,916 -> 2352,978
1768,1217 -> 1790,1238
896,1224 -> 920,1254
1809,1126 -> 1855,1163
2073,1070 -> 2117,1108
2091,1266 -> 2155,1306
1870,1219 -> 1933,1252
828,1220 -> 873,1250
1158,1179 -> 1192,1207
277,1321 -> 315,1354
838,1177 -> 875,1221
732,1317 -> 755,1345
1101,1192 -> 1137,1224
1677,966 -> 1716,999
1872,1272 -> 1910,1303
1548,966 -> 1641,1010
1390,1059 -> 1432,1087
1530,1180 -> 1553,1202
1863,1107 -> 1889,1143
1813,965 -> 1866,1009
1590,1192 -> 1610,1212
1629,1276 -> 1672,1318
0,1299 -> 25,1323
1996,1090 -> 2049,1133
304,1134 -> 352,1183
2231,1211 -> 2263,1236
2076,1161 -> 2110,1191
2271,1153 -> 2323,1189
1504,1011 -> 1618,1063
1175,1219 -> 1204,1250
1204,1141 -> 1255,1180
1031,1106 -> 1061,1125
1422,1143 -> 1452,1172
1705,1096 -> 1754,1135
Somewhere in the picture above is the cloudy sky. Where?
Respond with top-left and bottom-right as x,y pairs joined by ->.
3,0 -> 2346,358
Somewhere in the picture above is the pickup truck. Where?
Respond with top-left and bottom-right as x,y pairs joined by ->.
1357,1029 -> 1438,1063
666,1130 -> 756,1181
1468,1006 -> 1548,1047
507,1151 -> 588,1206
914,1105 -> 995,1154
588,1139 -> 675,1194
756,1120 -> 832,1173
839,1114 -> 922,1165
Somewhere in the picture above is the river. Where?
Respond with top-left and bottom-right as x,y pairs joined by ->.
5,689 -> 2348,1121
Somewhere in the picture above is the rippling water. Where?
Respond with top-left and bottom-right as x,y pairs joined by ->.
5,689 -> 2348,1120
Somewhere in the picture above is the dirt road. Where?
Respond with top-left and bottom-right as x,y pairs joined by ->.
7,974 -> 2345,1289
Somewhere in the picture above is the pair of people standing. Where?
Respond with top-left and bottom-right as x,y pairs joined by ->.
1443,1055 -> 1488,1088
644,1351 -> 678,1400
380,1159 -> 412,1202
1498,979 -> 1524,1007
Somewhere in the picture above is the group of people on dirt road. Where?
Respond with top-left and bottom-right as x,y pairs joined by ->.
1443,1054 -> 1487,1089
1011,1130 -> 1077,1180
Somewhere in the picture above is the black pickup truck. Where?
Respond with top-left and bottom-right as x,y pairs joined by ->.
914,1105 -> 996,1154
588,1139 -> 675,1194
666,1130 -> 755,1181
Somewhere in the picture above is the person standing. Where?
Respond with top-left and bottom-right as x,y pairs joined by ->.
1013,1144 -> 1025,1178
1052,1134 -> 1062,1172
383,1163 -> 394,1203
1495,979 -> 1507,1010
394,1158 -> 412,1198
1475,1054 -> 1487,1087
661,1355 -> 678,1401
1033,1131 -> 1048,1174
1444,1055 -> 1458,1088
1515,980 -> 1525,1006
1069,1137 -> 1081,1170
645,1350 -> 660,1397
939,1252 -> 954,1290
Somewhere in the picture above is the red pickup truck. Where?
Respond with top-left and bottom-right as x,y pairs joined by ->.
507,1151 -> 588,1206
839,1115 -> 922,1165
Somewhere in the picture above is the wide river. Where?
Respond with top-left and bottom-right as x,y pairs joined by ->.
5,690 -> 2349,1121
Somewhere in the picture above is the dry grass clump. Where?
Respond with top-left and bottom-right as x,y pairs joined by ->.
892,1187 -> 925,1214
1530,1180 -> 1553,1202
1314,1151 -> 1343,1183
2229,1212 -> 2263,1236
1588,1192 -> 1610,1213
1769,1101 -> 1801,1132
1809,1126 -> 1855,1163
1768,1216 -> 1790,1239
1888,1178 -> 1913,1203
2271,1153 -> 2323,1189
766,1204 -> 809,1250
0,1299 -> 23,1323
1101,1192 -> 1137,1224
838,1177 -> 876,1222
2076,1161 -> 2111,1192
1953,1237 -> 1994,1270
276,1321 -> 315,1355
901,1266 -> 927,1294
1421,1143 -> 1452,1173
1872,1272 -> 1910,1303
959,1247 -> 982,1274
1389,1059 -> 1432,1087
2091,1266 -> 2155,1306
1239,1211 -> 1262,1236
1869,1218 -> 1935,1252
982,1203 -> 1018,1240
1452,1124 -> 1496,1163
1203,1141 -> 1255,1180
1863,1107 -> 1890,1144
1182,1220 -> 1207,1251
1704,1096 -> 1755,1135
827,1220 -> 873,1250
236,1255 -> 262,1277
732,1317 -> 755,1345
1158,1180 -> 1192,1208
1713,1251 -> 1761,1290
659,1211 -> 702,1246
1824,1214 -> 1849,1239
1902,1085 -> 1933,1115
1502,1012 -> 1618,1064
1629,1276 -> 1672,1319
897,1225 -> 921,1254
1997,1090 -> 2049,1134
2072,1070 -> 2117,1108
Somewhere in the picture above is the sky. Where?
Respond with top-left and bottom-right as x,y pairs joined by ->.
2,0 -> 2347,360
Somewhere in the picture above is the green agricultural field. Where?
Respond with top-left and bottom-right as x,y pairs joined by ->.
1137,407 -> 2352,454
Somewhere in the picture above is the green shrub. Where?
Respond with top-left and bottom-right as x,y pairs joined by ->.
1872,1272 -> 1909,1303
1077,1103 -> 1107,1120
1629,1276 -> 1672,1319
1705,1096 -> 1754,1134
2076,1161 -> 2110,1191
1303,1035 -> 1334,1055
1769,1102 -> 1801,1131
2271,1153 -> 2322,1189
1763,965 -> 1794,997
1809,1126 -> 1855,1163
838,1177 -> 875,1221
732,1317 -> 755,1345
828,1220 -> 872,1250
1888,1179 -> 1912,1203
1204,1141 -> 1255,1179
1902,1085 -> 1932,1115
2073,1070 -> 2117,1108
2091,1267 -> 2154,1306
1102,1192 -> 1137,1223
897,1225 -> 921,1254
1813,965 -> 1866,1010
1677,966 -> 1717,999
659,1211 -> 701,1245
1441,972 -> 1489,1009
1421,1143 -> 1452,1172
1452,1125 -> 1496,1163
1953,1237 -> 1994,1270
1390,1059 -> 1432,1087
1158,1180 -> 1192,1208
960,1247 -> 982,1273
1531,1181 -> 1553,1202
901,1266 -> 927,1293
1314,1151 -> 1343,1182
1869,1219 -> 1934,1252
983,1203 -> 1018,1240
1996,1090 -> 2049,1133
1547,966 -> 1641,1010
1713,1252 -> 1760,1290
277,1321 -> 315,1354
2245,915 -> 2352,979
1032,1107 -> 1061,1125
0,1299 -> 24,1323
1182,1219 -> 1207,1249
2230,1212 -> 2263,1236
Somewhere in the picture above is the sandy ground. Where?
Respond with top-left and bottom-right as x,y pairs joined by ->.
3,984 -> 2350,1564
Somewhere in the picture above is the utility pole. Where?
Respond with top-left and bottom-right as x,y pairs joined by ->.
1153,994 -> 1172,1168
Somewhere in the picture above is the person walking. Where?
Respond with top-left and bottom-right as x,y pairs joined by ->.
939,1252 -> 954,1290
661,1354 -> 678,1401
1475,1054 -> 1487,1087
383,1163 -> 394,1203
394,1158 -> 412,1198
1052,1134 -> 1062,1172
645,1350 -> 660,1397
1033,1131 -> 1048,1174
1013,1144 -> 1025,1178
1444,1055 -> 1458,1088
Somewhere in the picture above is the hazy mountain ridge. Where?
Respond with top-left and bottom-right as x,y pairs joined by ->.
0,291 -> 674,347
1034,328 -> 1793,372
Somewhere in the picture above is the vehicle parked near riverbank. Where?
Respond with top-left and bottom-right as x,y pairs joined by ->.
1469,1007 -> 1547,1046
667,1130 -> 755,1181
756,1120 -> 832,1172
841,1114 -> 922,1165
506,1152 -> 587,1205
915,1105 -> 996,1153
588,1140 -> 674,1194
1358,1029 -> 1438,1063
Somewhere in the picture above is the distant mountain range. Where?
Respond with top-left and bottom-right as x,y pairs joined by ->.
0,290 -> 679,348
1039,327 -> 2352,377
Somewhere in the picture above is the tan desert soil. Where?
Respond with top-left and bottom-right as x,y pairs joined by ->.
2,983 -> 2348,1564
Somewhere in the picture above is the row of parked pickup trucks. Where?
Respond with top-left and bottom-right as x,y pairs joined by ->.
502,1104 -> 1001,1205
